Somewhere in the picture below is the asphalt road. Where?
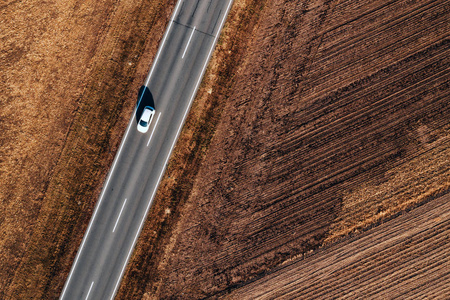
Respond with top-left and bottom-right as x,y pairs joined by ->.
60,1 -> 234,299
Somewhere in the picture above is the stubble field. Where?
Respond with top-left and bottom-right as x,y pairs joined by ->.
228,193 -> 450,299
0,0 -> 176,298
0,0 -> 265,298
125,0 -> 449,298
0,0 -> 448,299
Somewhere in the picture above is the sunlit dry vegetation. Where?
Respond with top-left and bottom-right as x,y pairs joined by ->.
229,193 -> 450,299
0,0 -> 448,298
0,0 -> 176,298
125,0 -> 449,298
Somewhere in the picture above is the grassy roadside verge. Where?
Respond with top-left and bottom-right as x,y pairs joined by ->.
2,1 -> 175,298
116,1 -> 268,298
2,0 -> 266,298
4,0 -> 446,298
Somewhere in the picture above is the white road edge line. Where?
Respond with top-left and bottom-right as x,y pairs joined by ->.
60,107 -> 135,300
109,1 -> 234,299
112,198 -> 128,233
144,0 -> 184,87
147,113 -> 162,147
85,282 -> 94,300
182,26 -> 196,59
60,1 -> 185,299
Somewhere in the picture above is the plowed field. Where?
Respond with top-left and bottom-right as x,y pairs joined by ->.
227,193 -> 450,299
1,0 -> 448,298
126,0 -> 449,298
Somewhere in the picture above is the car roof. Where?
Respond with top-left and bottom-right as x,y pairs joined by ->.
141,107 -> 153,121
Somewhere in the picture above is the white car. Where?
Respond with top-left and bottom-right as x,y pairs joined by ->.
137,106 -> 155,133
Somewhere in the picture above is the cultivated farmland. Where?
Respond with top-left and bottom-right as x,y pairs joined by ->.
227,193 -> 450,299
0,0 -> 176,298
0,0 -> 266,298
0,0 -> 448,298
122,0 -> 449,298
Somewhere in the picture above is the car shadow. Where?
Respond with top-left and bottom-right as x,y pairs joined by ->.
136,85 -> 155,123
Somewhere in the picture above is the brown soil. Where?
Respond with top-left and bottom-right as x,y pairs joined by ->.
0,0 -> 266,298
0,0 -> 176,298
226,192 -> 450,299
0,0 -> 448,298
116,0 -> 269,298
124,0 -> 449,298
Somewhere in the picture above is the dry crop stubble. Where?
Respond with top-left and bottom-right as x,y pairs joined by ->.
129,0 -> 450,298
0,0 -> 176,298
117,0 -> 269,299
227,193 -> 450,299
0,0 -> 448,298
0,0 -> 116,296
